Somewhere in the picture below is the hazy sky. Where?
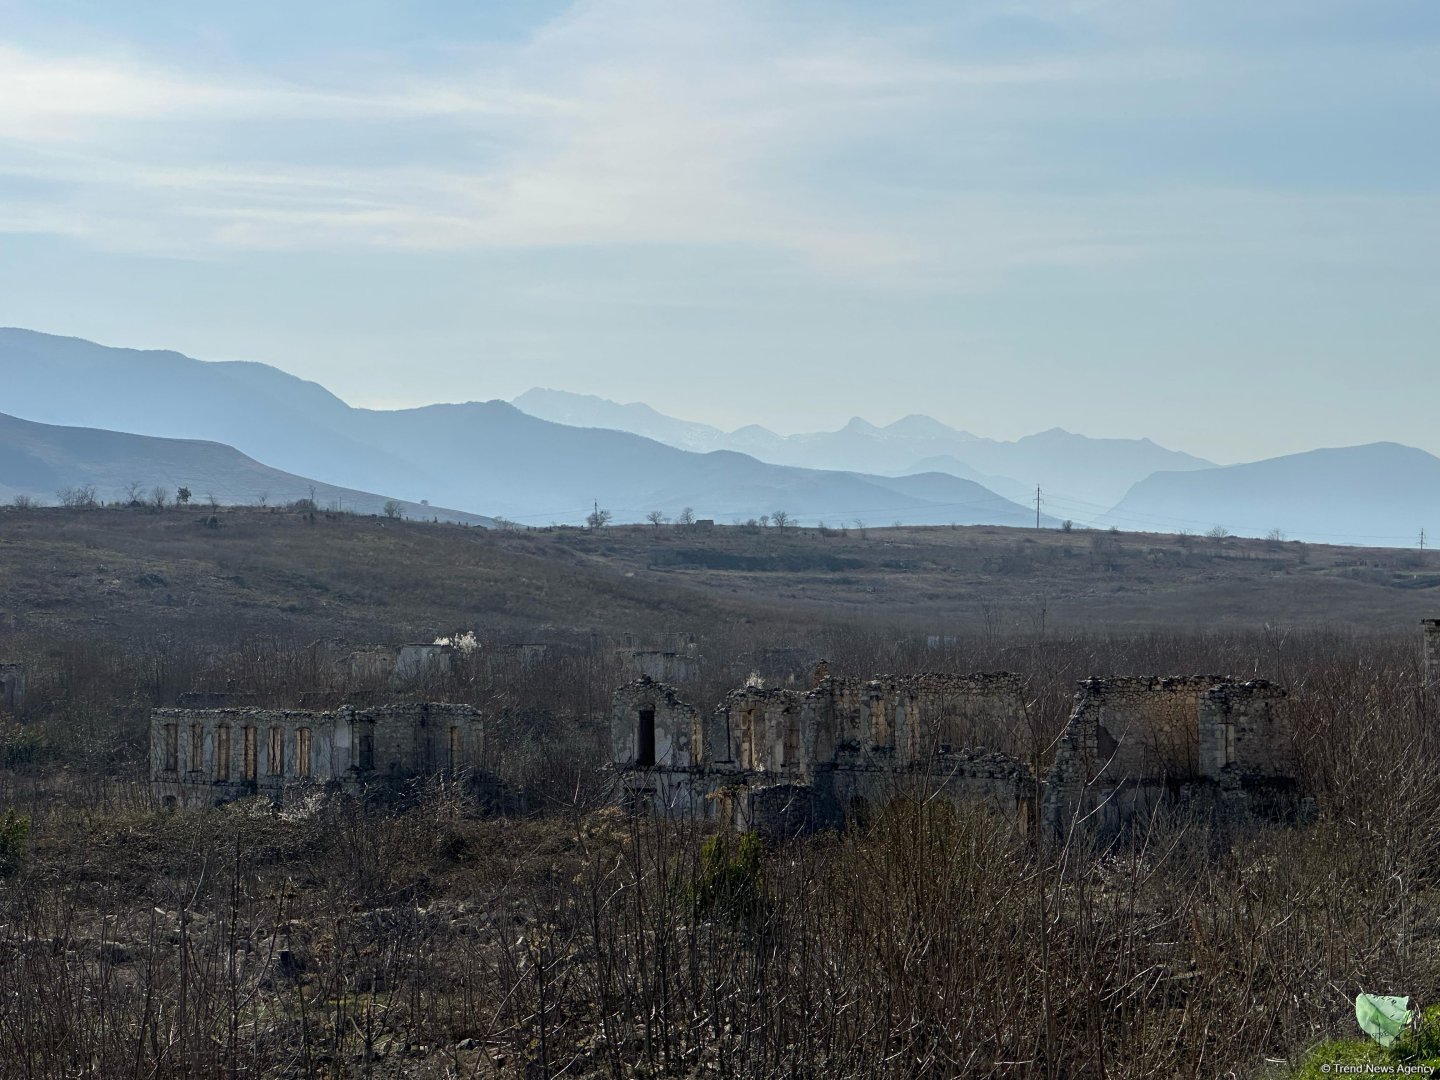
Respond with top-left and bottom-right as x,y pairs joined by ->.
1,0 -> 1436,464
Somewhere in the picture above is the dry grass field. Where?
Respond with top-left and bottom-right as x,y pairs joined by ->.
1,505 -> 1436,648
3,504 -> 1440,1077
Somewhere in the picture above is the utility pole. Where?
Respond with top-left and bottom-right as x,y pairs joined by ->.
1034,485 -> 1042,529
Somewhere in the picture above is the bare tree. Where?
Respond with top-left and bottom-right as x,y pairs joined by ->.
771,510 -> 790,529
11,494 -> 36,509
57,485 -> 97,509
586,501 -> 612,530
150,486 -> 168,509
677,507 -> 696,526
206,491 -> 220,510
383,499 -> 404,520
257,491 -> 270,508
646,510 -> 667,528
123,480 -> 145,507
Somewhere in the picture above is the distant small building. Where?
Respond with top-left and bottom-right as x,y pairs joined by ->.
629,649 -> 699,683
340,642 -> 457,687
393,643 -> 455,684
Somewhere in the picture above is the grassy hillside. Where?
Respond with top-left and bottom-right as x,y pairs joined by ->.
3,505 -> 1439,1079
1,505 -> 1436,648
0,411 -> 491,526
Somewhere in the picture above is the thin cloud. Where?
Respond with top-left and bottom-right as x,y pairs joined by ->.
0,0 -> 1423,288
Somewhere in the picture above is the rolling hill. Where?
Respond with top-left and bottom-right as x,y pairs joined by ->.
1104,442 -> 1440,545
0,328 -> 1053,528
0,412 -> 493,524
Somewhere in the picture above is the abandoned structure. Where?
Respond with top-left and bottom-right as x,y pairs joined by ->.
610,668 -> 1302,838
1041,676 -> 1298,837
629,649 -> 699,683
610,671 -> 1035,834
343,643 -> 457,687
150,702 -> 487,807
0,664 -> 24,715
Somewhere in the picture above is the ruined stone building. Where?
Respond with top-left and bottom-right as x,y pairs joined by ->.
611,668 -> 1303,838
610,670 -> 1035,835
628,649 -> 699,684
343,643 -> 457,686
150,702 -> 487,807
1041,676 -> 1298,837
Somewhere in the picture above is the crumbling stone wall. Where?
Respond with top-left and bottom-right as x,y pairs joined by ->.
609,678 -> 712,817
150,702 -> 486,808
826,750 -> 1033,832
627,667 -> 1300,840
630,650 -> 698,683
1065,676 -> 1208,779
612,671 -> 1035,835
720,687 -> 810,773
1198,681 -> 1291,779
1043,676 -> 1292,839
393,644 -> 456,685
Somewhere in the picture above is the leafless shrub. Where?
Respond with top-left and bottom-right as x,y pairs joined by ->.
2,624 -> 1439,1076
56,484 -> 97,509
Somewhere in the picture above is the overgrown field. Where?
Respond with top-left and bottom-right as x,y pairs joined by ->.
1,623 -> 1438,1076
2,504 -> 1438,648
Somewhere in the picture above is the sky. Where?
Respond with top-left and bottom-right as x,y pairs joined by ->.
0,0 -> 1436,464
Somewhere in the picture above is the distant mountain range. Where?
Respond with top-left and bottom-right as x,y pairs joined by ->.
0,329 -> 1050,528
511,387 -> 1214,510
0,411 -> 493,524
1104,442 -> 1440,546
3,329 -> 1435,545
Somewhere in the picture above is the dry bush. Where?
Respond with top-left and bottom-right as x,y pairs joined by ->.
1,626 -> 1439,1076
